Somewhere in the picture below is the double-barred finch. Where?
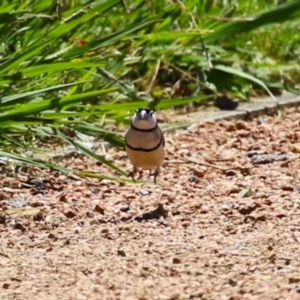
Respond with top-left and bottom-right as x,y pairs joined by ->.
125,108 -> 165,183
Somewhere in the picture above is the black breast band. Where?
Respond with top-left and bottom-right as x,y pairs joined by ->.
125,134 -> 164,152
130,123 -> 157,132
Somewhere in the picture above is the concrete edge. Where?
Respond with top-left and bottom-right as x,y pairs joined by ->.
194,94 -> 300,122
164,93 -> 300,133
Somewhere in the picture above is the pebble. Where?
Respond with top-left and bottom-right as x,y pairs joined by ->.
188,175 -> 199,183
120,205 -> 130,212
294,285 -> 300,293
234,240 -> 246,249
139,189 -> 149,196
3,197 -> 27,208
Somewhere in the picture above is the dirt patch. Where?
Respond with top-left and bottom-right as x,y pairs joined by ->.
1,107 -> 300,299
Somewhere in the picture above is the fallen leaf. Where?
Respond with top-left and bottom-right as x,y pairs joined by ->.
4,207 -> 41,219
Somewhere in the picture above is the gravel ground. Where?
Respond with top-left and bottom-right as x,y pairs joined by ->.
1,107 -> 300,300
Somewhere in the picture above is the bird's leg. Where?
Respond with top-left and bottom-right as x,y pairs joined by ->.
128,166 -> 137,181
138,169 -> 143,179
152,167 -> 160,184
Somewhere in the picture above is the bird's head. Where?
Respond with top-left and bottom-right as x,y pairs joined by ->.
131,108 -> 157,130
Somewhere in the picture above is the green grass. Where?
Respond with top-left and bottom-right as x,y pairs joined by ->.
0,0 -> 300,179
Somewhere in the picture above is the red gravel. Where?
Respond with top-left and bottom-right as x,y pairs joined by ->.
1,107 -> 300,300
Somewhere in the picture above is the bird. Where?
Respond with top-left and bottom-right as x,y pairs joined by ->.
124,108 -> 165,183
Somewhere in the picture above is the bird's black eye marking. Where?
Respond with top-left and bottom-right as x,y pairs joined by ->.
135,108 -> 156,117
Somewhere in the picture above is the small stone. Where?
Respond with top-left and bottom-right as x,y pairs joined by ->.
59,194 -> 68,202
228,278 -> 237,286
238,202 -> 258,215
64,210 -> 76,218
276,213 -> 287,218
86,211 -> 94,218
120,205 -> 130,212
172,257 -> 181,264
294,285 -> 300,293
3,197 -> 27,208
289,278 -> 300,284
235,120 -> 249,130
139,189 -> 149,196
257,117 -> 265,125
189,175 -> 199,183
74,226 -> 82,233
24,178 -> 46,193
94,204 -> 105,214
291,144 -> 300,154
117,250 -> 126,257
206,184 -> 215,191
244,215 -> 256,223
193,169 -> 205,178
195,270 -> 203,275
225,170 -> 236,176
234,240 -> 246,249
2,283 -> 9,289
222,201 -> 235,209
251,153 -> 288,164
33,212 -> 43,222
13,223 -> 26,232
263,198 -> 272,205
220,204 -> 230,212
200,208 -> 209,214
281,184 -> 294,192
225,123 -> 236,132
48,233 -> 57,240
277,267 -> 292,274
247,150 -> 261,158
254,214 -> 266,222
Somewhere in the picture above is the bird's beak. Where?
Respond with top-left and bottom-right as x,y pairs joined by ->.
139,109 -> 147,119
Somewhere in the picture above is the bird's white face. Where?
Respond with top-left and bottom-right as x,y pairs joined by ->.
132,108 -> 157,130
